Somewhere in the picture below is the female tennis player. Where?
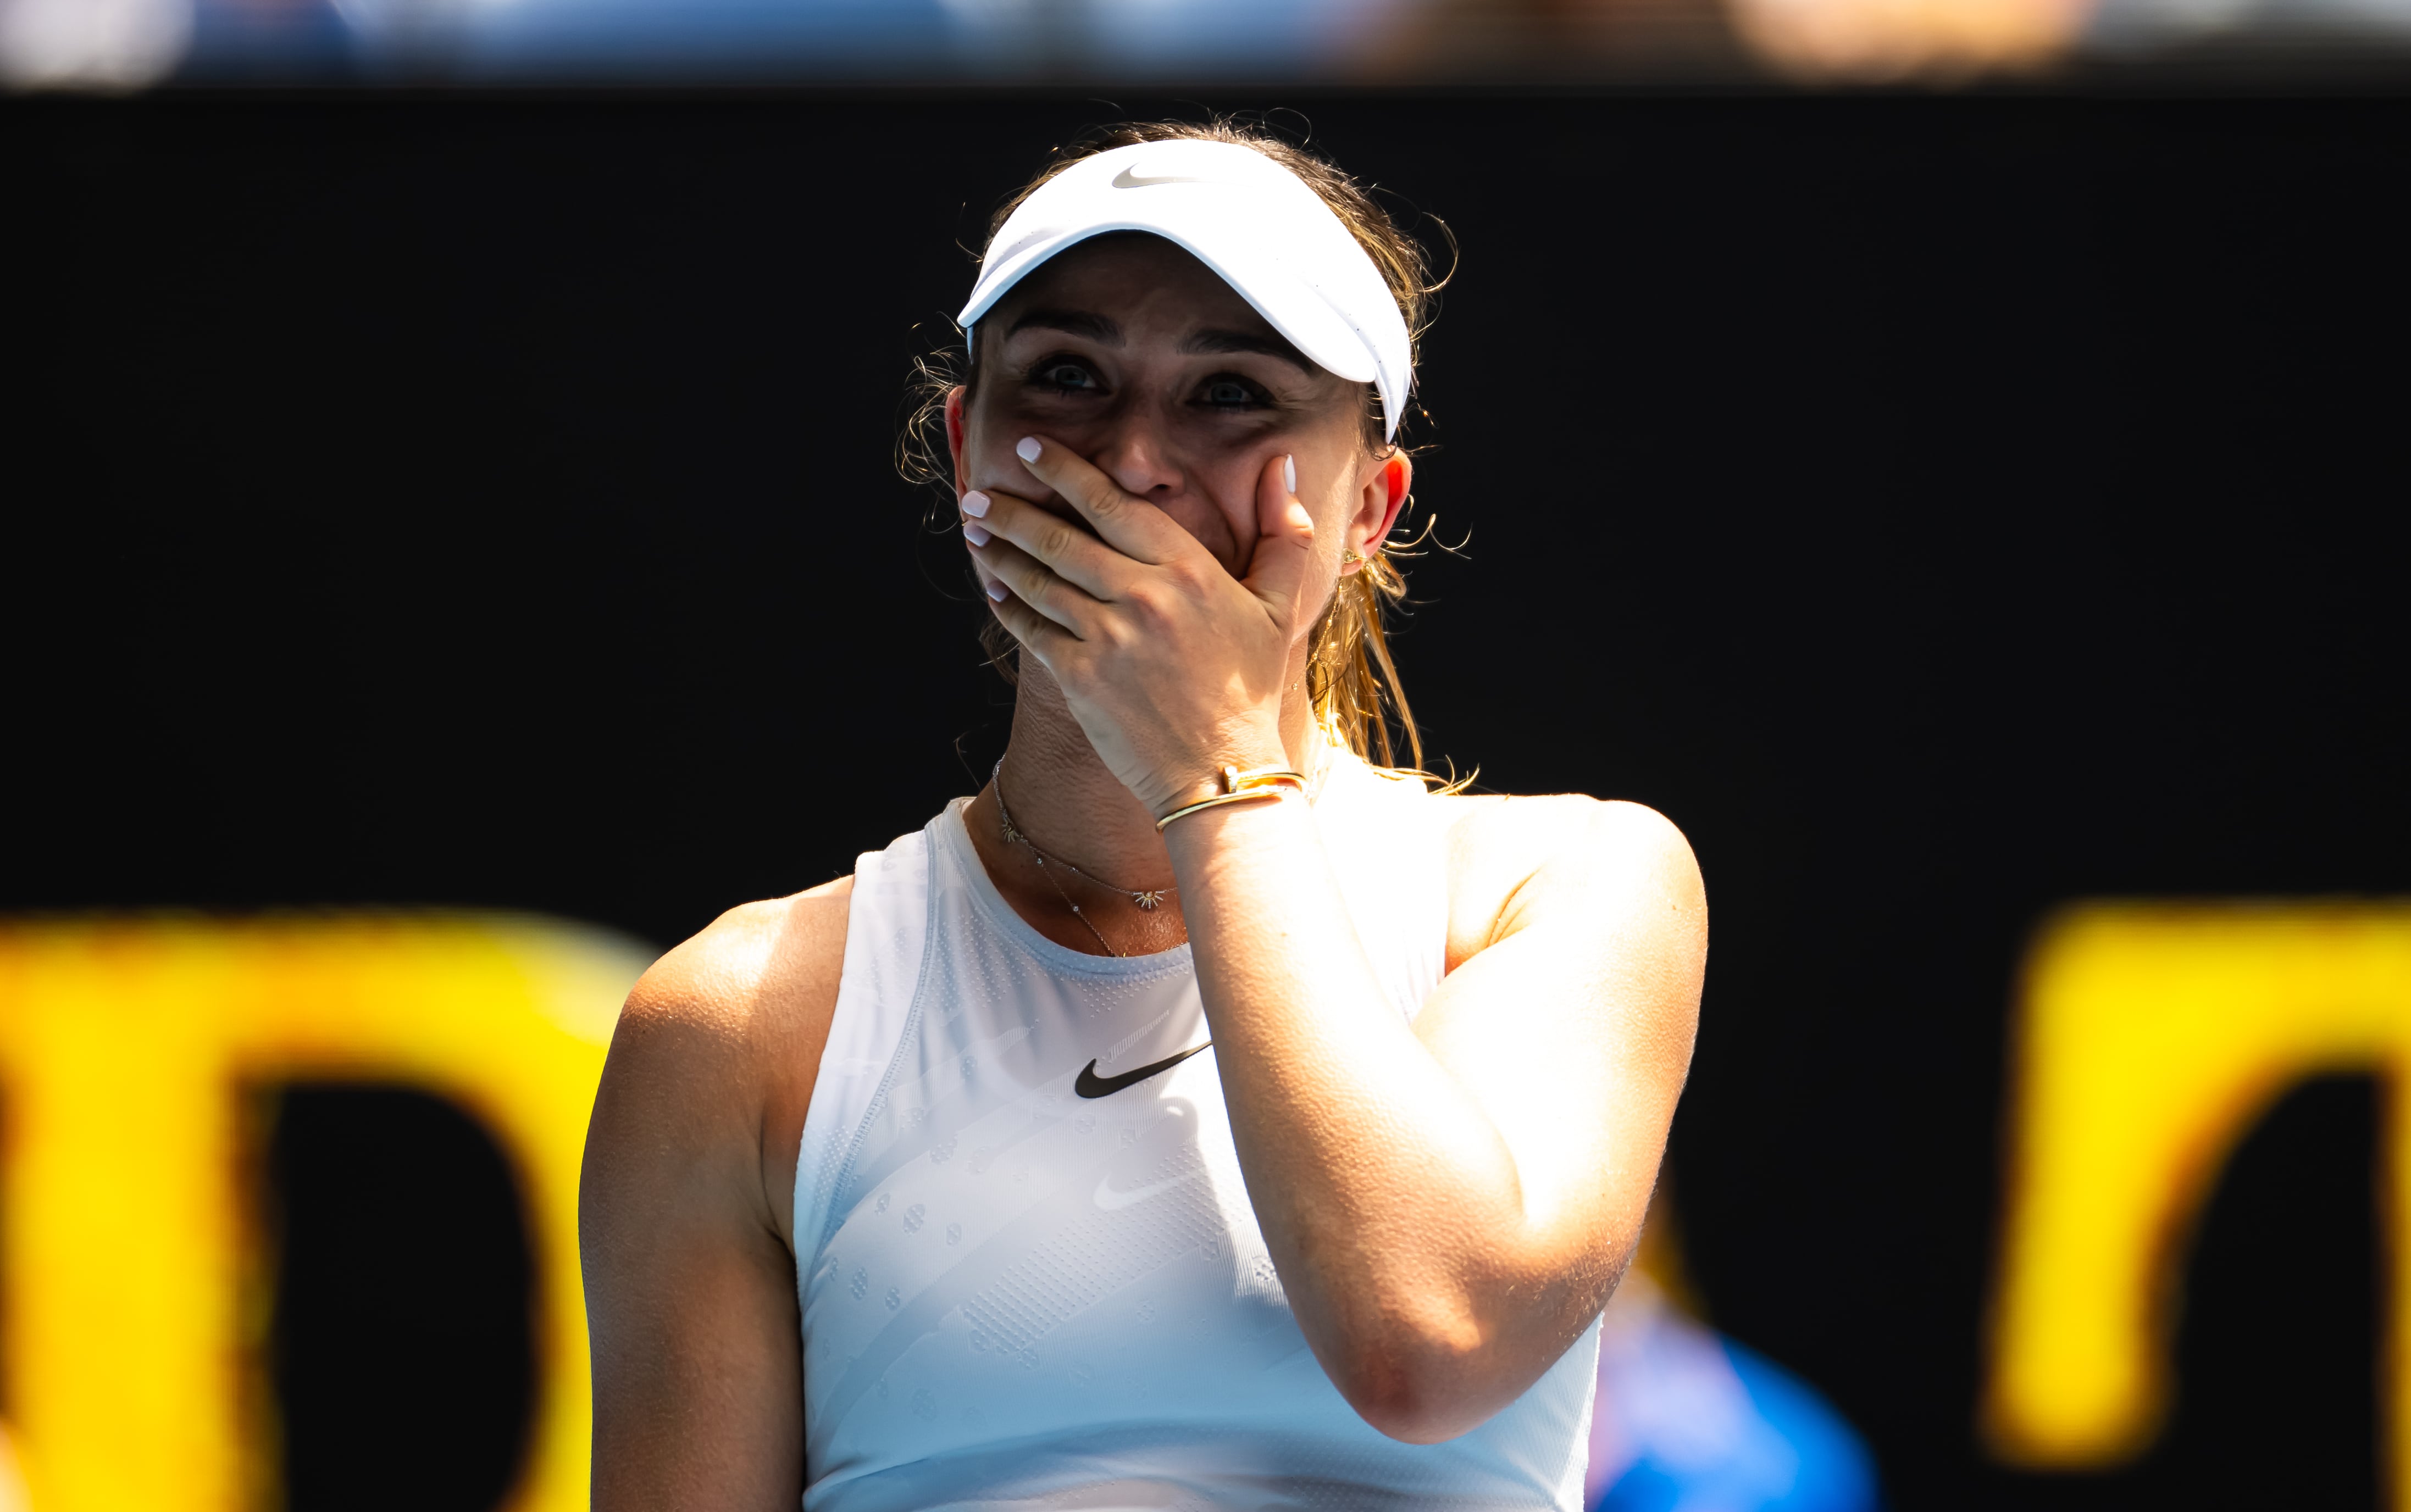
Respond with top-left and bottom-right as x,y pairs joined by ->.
581,121 -> 1707,1511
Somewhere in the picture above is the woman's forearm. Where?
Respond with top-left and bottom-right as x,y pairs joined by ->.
1164,794 -> 1559,1438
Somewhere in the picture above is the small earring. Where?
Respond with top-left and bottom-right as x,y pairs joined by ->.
1341,549 -> 1364,565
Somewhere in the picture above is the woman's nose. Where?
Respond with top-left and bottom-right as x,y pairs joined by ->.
1088,408 -> 1181,502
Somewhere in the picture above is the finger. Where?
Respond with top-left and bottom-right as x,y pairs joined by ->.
1010,435 -> 1193,568
982,576 -> 1082,670
963,487 -> 1131,602
1240,451 -> 1317,633
968,530 -> 1099,638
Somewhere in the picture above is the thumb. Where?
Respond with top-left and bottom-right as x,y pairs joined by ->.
1241,452 -> 1316,630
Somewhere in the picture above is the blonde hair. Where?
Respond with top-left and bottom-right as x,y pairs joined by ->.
900,117 -> 1452,772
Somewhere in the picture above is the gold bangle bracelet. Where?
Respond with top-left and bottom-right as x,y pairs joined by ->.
1152,763 -> 1312,832
1154,788 -> 1290,833
1221,765 -> 1309,794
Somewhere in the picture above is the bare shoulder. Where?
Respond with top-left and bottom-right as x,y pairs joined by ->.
589,876 -> 855,1246
581,883 -> 852,1507
620,877 -> 855,1050
1432,792 -> 1705,969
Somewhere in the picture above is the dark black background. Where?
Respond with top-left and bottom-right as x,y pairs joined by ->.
7,91 -> 2406,1510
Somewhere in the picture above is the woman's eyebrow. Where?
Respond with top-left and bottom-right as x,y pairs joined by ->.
1006,309 -> 1121,344
1180,327 -> 1313,373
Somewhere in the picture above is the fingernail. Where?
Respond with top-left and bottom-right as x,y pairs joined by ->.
1016,437 -> 1042,464
984,577 -> 1010,602
960,490 -> 990,518
1283,454 -> 1297,493
963,521 -> 991,546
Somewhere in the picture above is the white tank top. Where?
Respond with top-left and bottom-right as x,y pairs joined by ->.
792,751 -> 1601,1511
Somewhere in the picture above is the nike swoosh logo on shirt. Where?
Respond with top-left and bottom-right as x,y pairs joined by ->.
1093,1168 -> 1202,1212
1112,166 -> 1216,189
1074,1042 -> 1210,1099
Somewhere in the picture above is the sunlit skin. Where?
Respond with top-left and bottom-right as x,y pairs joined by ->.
580,233 -> 1708,1509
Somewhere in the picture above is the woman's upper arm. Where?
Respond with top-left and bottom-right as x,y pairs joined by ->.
580,886 -> 849,1511
1418,797 -> 1707,1297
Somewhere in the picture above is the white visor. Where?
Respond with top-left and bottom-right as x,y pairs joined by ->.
956,140 -> 1414,443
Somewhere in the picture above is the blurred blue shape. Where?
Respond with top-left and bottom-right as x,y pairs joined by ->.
184,0 -> 356,79
168,0 -> 1406,81
1588,1277 -> 1883,1512
447,0 -> 956,79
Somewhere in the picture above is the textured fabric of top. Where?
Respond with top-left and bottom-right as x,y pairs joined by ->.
792,752 -> 1601,1511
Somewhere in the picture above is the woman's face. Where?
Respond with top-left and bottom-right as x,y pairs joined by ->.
947,233 -> 1405,602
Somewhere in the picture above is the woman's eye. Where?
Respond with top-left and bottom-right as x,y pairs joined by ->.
1032,361 -> 1099,393
1201,378 -> 1262,408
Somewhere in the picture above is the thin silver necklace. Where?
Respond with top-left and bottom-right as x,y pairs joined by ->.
991,758 -> 1175,958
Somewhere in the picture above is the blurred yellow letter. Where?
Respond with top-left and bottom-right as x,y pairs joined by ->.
0,916 -> 647,1512
1986,903 -> 2411,1498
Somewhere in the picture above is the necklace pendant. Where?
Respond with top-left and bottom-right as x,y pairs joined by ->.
1134,891 -> 1166,911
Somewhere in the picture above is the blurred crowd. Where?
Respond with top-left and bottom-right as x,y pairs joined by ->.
4,0 -> 2407,90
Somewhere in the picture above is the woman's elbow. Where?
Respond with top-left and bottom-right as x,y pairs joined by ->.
1323,1318 -> 1509,1445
